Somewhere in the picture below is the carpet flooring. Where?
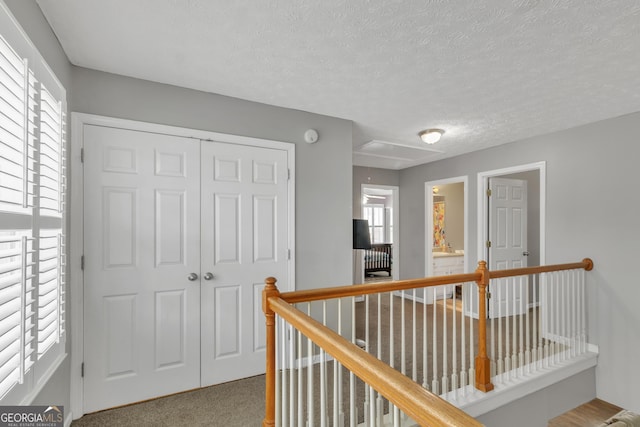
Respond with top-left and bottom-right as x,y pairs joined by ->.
71,375 -> 266,426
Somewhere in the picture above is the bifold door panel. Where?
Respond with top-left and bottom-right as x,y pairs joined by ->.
83,124 -> 289,412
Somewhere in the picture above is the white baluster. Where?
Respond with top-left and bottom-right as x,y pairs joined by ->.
431,287 -> 439,394
276,317 -> 282,427
350,297 -> 356,427
555,272 -> 561,364
519,276 -> 525,376
335,299 -> 344,426
297,327 -> 303,427
497,279 -> 503,379
461,283 -> 467,395
412,289 -> 417,383
390,291 -> 400,422
376,293 -> 383,427
525,275 -> 531,373
289,323 -> 295,427
561,272 -> 567,363
452,284 -> 459,397
390,292 -> 395,370
401,290 -> 406,377
363,294 -> 370,426
532,274 -> 539,370
531,274 -> 541,371
442,286 -> 449,395
580,269 -> 587,354
320,302 -> 327,427
507,278 -> 512,378
307,303 -> 314,427
423,288 -> 429,390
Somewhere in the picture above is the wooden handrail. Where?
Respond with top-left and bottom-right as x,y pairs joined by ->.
488,258 -> 593,279
267,294 -> 483,427
280,272 -> 481,304
279,258 -> 594,305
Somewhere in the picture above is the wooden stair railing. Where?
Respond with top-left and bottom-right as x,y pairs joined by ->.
263,277 -> 482,427
262,258 -> 594,426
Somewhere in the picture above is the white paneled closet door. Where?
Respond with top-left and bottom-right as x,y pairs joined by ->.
82,124 -> 291,412
200,141 -> 289,386
83,125 -> 201,412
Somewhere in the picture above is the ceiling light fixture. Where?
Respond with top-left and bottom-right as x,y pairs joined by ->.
419,129 -> 444,144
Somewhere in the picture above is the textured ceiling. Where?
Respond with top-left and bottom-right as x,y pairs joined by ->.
36,0 -> 640,169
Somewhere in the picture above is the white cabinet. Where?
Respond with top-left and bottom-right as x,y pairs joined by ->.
429,254 -> 464,301
432,254 -> 464,276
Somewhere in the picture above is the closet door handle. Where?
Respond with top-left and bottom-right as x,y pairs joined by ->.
187,273 -> 198,281
203,272 -> 214,280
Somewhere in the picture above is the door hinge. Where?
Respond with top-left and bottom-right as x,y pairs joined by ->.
81,362 -> 84,378
486,188 -> 492,197
486,241 -> 492,248
487,292 -> 492,299
287,249 -> 291,260
80,148 -> 84,163
81,255 -> 85,270
287,169 -> 291,180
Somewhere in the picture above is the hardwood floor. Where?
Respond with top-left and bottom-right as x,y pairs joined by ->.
548,399 -> 622,427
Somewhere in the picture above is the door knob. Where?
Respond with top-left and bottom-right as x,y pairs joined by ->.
203,272 -> 214,280
187,273 -> 198,281
523,251 -> 530,256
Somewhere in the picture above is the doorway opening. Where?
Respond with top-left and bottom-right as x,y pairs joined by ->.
361,184 -> 399,283
477,161 -> 546,318
424,176 -> 468,310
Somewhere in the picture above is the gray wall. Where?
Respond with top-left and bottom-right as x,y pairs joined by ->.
476,367 -> 596,426
5,0 -> 73,411
399,112 -> 640,411
71,67 -> 354,291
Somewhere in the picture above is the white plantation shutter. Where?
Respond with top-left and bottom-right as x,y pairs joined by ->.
37,230 -> 63,357
0,34 -> 34,215
38,84 -> 63,217
0,232 -> 35,399
0,5 -> 66,404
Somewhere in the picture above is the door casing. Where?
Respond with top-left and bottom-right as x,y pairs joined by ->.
69,113 -> 295,418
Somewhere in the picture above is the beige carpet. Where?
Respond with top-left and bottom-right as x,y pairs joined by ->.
72,375 -> 265,426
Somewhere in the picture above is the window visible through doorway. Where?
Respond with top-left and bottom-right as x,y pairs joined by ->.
363,204 -> 392,243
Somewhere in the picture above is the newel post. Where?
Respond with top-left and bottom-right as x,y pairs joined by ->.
262,277 -> 280,427
474,261 -> 494,392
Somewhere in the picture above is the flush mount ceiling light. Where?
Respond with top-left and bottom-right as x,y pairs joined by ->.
419,129 -> 445,144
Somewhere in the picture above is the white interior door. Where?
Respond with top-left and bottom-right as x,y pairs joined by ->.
83,125 -> 201,412
83,125 -> 291,411
200,141 -> 289,386
488,178 -> 528,318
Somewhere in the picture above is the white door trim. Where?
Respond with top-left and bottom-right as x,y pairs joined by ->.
476,161 -> 546,269
69,113 -> 296,418
361,184 -> 400,281
424,176 -> 469,277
